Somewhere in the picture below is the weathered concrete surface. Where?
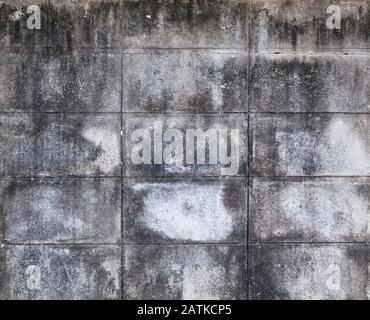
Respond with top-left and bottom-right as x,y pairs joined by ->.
123,178 -> 247,243
251,114 -> 370,176
0,114 -> 121,177
0,178 -> 121,243
251,0 -> 370,52
122,50 -> 248,113
0,52 -> 121,112
250,244 -> 369,300
250,178 -> 370,242
250,53 -> 370,112
48,0 -> 249,49
123,245 -> 246,299
0,0 -> 48,48
124,115 -> 247,177
0,245 -> 121,300
1,0 -> 370,301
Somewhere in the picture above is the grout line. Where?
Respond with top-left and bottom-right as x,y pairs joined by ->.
2,241 -> 367,246
249,112 -> 370,115
0,47 -> 370,52
0,111 -> 122,115
249,175 -> 370,179
3,111 -> 370,115
246,0 -> 252,300
248,242 -> 369,245
0,176 -> 121,179
120,52 -> 125,301
3,175 -> 370,179
2,111 -> 370,115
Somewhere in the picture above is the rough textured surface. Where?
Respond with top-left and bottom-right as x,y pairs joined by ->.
123,178 -> 247,243
250,178 -> 370,242
48,0 -> 249,49
0,52 -> 121,112
250,53 -> 370,112
123,245 -> 247,299
0,114 -> 121,177
0,0 -> 370,300
1,178 -> 121,243
251,114 -> 370,176
0,245 -> 121,300
123,50 -> 248,113
250,244 -> 369,300
251,0 -> 370,51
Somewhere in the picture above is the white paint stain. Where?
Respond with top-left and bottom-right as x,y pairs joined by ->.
9,10 -> 24,21
276,182 -> 368,241
322,118 -> 370,175
276,117 -> 370,175
134,183 -> 233,241
82,127 -> 120,174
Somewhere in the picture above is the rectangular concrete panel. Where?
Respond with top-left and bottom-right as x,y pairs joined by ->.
49,0 -> 249,49
0,114 -> 121,177
0,52 -> 121,112
124,114 -> 247,177
0,0 -> 48,48
251,0 -> 370,52
250,178 -> 370,242
122,50 -> 248,113
0,178 -> 121,243
0,245 -> 121,300
250,53 -> 370,112
251,114 -> 370,176
123,245 -> 247,300
249,244 -> 369,300
123,178 -> 247,243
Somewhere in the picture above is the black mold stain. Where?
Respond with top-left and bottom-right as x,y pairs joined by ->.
48,0 -> 248,49
252,1 -> 370,49
123,246 -> 183,300
249,245 -> 289,300
251,56 -> 327,113
3,52 -> 119,113
2,178 -> 121,243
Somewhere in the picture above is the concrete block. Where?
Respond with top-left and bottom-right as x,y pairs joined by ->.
0,114 -> 121,177
250,178 -> 370,242
123,178 -> 247,243
0,178 -> 121,243
250,53 -> 370,113
48,0 -> 249,49
0,245 -> 121,300
0,52 -> 121,112
124,114 -> 247,177
122,50 -> 248,113
123,245 -> 247,299
251,114 -> 370,176
250,244 -> 369,300
0,0 -> 48,48
48,0 -> 123,49
251,0 -> 370,52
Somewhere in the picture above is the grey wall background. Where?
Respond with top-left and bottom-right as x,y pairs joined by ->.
0,0 -> 369,300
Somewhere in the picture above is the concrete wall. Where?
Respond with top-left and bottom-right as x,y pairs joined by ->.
0,0 -> 369,300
